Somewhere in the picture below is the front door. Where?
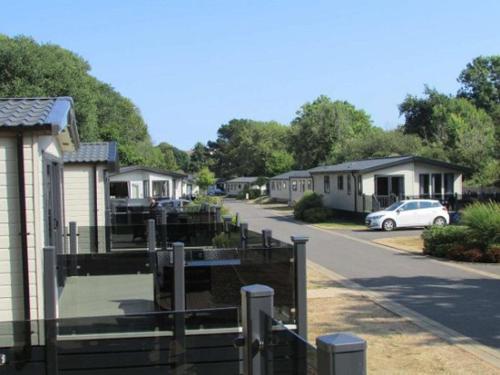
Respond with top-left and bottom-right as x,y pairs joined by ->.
44,160 -> 64,255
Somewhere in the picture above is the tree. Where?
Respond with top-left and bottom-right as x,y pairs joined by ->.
290,96 -> 374,168
189,142 -> 212,172
458,56 -> 500,114
156,143 -> 179,171
0,34 -> 158,166
265,150 -> 295,176
196,167 -> 216,192
209,119 -> 292,177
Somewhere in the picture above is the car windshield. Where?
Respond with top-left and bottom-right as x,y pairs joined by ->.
385,202 -> 404,211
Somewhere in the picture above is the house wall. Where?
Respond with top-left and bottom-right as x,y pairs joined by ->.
313,161 -> 463,213
269,179 -> 289,202
110,170 -> 186,199
63,164 -> 108,253
225,182 -> 250,196
312,173 -> 358,211
290,177 -> 313,204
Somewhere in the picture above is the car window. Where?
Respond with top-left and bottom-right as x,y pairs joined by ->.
386,202 -> 403,211
419,201 -> 433,209
401,202 -> 418,211
431,202 -> 441,208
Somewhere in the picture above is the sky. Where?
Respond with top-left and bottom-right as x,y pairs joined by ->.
1,1 -> 499,150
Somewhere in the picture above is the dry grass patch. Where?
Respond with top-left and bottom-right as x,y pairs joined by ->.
306,264 -> 499,374
373,236 -> 424,254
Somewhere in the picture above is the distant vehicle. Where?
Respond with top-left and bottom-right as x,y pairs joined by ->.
207,187 -> 225,196
365,199 -> 449,231
154,198 -> 192,212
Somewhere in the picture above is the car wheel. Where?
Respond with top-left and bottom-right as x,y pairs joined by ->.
382,219 -> 396,231
433,216 -> 447,226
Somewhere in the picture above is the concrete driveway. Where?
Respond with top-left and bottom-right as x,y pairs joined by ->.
225,199 -> 500,357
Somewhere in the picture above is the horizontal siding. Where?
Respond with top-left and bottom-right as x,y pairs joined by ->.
0,137 -> 24,322
64,165 -> 94,227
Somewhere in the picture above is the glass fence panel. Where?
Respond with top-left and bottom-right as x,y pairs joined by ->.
266,316 -> 318,375
155,247 -> 296,323
0,308 -> 241,374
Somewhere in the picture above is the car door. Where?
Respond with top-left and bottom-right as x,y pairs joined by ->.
417,201 -> 435,225
396,201 -> 419,227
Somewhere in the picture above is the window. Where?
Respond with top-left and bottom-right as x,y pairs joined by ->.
444,173 -> 454,195
419,201 -> 433,209
300,180 -> 305,192
419,174 -> 430,196
110,182 -> 128,198
347,175 -> 351,195
307,179 -> 312,191
292,180 -> 297,191
283,181 -> 287,189
432,174 -> 442,196
324,176 -> 330,193
143,180 -> 150,198
152,180 -> 166,197
401,201 -> 418,211
337,175 -> 344,190
271,181 -> 275,191
357,175 -> 362,195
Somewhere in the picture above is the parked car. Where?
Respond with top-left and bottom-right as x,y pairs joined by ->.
208,187 -> 225,196
154,198 -> 192,212
365,199 -> 449,231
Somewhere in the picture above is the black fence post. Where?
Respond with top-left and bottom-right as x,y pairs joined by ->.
69,222 -> 78,273
147,219 -> 156,253
240,223 -> 248,249
160,208 -> 168,251
43,246 -> 58,374
291,236 -> 308,340
241,284 -> 274,375
235,212 -> 240,226
173,242 -> 186,374
316,333 -> 367,375
262,229 -> 272,248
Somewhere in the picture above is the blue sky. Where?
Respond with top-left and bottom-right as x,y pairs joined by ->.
1,1 -> 499,150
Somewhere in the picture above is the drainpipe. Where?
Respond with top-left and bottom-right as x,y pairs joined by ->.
16,133 -> 31,322
352,172 -> 357,213
93,165 -> 99,253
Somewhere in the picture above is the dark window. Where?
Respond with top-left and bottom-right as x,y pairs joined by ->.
292,180 -> 297,191
307,179 -> 312,190
444,173 -> 454,195
432,174 -> 442,196
347,175 -> 351,195
110,182 -> 128,198
376,176 -> 388,195
357,175 -> 363,195
419,201 -> 433,209
324,176 -> 330,193
419,174 -> 430,196
337,175 -> 344,191
143,180 -> 150,198
401,201 -> 418,211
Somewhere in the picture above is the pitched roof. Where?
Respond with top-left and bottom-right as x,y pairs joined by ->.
112,165 -> 187,178
63,142 -> 118,169
309,155 -> 469,174
270,170 -> 311,180
226,176 -> 259,183
0,97 -> 79,146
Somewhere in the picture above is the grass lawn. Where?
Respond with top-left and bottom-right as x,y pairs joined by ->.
373,236 -> 424,254
314,218 -> 366,231
307,262 -> 499,374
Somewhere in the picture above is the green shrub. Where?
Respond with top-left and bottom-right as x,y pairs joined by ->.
460,201 -> 500,249
294,192 -> 324,220
248,188 -> 261,199
422,225 -> 471,255
194,194 -> 222,206
212,233 -> 233,248
302,207 -> 330,223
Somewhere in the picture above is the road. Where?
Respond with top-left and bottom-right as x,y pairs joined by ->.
225,199 -> 500,352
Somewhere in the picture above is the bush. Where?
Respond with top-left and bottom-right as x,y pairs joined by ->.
422,225 -> 499,262
302,207 -> 331,223
460,201 -> 500,249
248,188 -> 261,199
294,192 -> 324,220
194,194 -> 222,206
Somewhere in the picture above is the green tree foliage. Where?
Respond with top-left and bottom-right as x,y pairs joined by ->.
290,96 -> 374,168
196,166 -> 216,192
209,119 -> 292,177
156,142 -> 179,171
189,142 -> 212,172
0,34 -> 159,166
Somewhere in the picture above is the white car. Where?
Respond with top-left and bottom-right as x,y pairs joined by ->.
365,199 -> 449,231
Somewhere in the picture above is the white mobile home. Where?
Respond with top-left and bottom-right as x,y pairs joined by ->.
309,156 -> 466,213
225,177 -> 265,197
269,171 -> 313,205
109,166 -> 188,200
63,142 -> 119,253
0,97 -> 79,324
